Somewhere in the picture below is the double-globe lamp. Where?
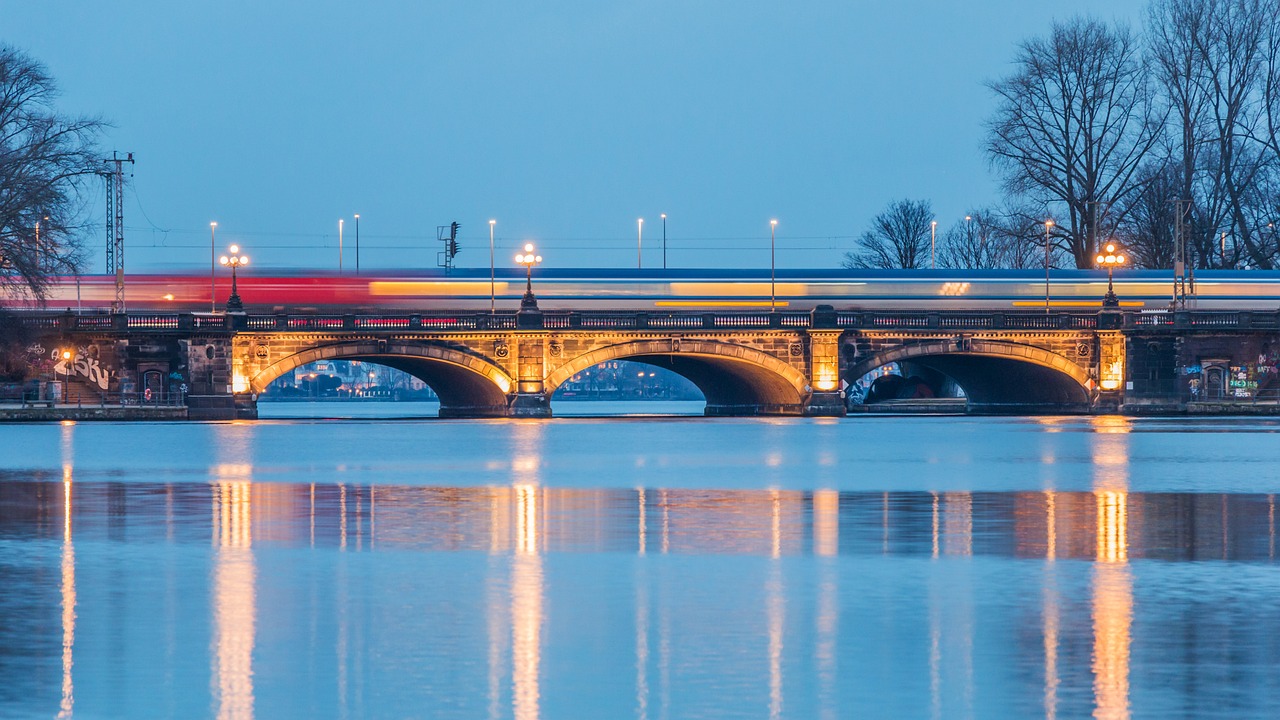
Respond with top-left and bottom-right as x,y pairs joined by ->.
220,244 -> 249,312
516,243 -> 542,310
1095,242 -> 1126,307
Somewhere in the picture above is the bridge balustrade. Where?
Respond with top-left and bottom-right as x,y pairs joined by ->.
778,313 -> 812,328
646,315 -> 702,329
8,307 -> 1279,335
193,315 -> 225,329
126,314 -> 180,329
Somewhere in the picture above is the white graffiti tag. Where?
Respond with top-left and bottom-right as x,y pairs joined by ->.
52,349 -> 110,390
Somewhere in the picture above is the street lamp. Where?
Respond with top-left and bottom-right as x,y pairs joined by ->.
637,218 -> 644,269
1044,220 -> 1054,313
354,214 -> 360,275
60,349 -> 72,403
219,244 -> 249,312
1095,241 -> 1126,307
489,219 -> 497,313
338,219 -> 344,273
661,213 -> 667,269
516,242 -> 542,309
210,222 -> 218,313
34,216 -> 48,271
770,219 -> 778,311
930,220 -> 937,269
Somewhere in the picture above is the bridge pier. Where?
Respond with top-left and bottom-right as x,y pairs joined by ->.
803,391 -> 846,417
508,393 -> 552,418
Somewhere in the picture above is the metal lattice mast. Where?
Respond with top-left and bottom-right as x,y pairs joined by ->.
103,152 -> 134,312
104,172 -> 114,274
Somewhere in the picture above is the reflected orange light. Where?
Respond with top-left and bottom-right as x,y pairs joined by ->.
1092,563 -> 1133,720
211,477 -> 256,720
813,490 -> 839,557
58,474 -> 75,720
512,483 -> 543,720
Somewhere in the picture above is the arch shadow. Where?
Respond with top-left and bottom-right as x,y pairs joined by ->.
544,339 -> 810,416
848,339 -> 1094,414
250,342 -> 514,417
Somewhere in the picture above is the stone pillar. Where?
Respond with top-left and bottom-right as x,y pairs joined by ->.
1095,330 -> 1126,412
805,330 -> 846,416
183,336 -> 240,420
510,334 -> 551,417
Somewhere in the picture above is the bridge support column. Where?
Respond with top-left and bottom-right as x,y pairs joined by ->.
804,392 -> 846,416
510,335 -> 552,417
805,329 -> 846,416
509,393 -> 551,417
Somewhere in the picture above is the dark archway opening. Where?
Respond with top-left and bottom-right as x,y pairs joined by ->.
550,359 -> 706,416
852,354 -> 1091,414
256,355 -> 510,419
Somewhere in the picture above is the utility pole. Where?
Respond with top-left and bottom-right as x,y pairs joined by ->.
103,152 -> 134,313
1172,199 -> 1194,308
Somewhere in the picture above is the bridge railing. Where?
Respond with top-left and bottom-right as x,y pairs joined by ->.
9,308 -> 1280,333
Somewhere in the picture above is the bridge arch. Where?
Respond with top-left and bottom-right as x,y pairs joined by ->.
544,339 -> 810,415
848,338 -> 1094,413
249,341 -> 514,417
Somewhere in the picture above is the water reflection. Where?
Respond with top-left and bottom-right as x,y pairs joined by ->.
6,479 -> 1280,718
9,482 -> 1279,561
511,422 -> 543,720
58,422 -> 75,719
211,466 -> 255,720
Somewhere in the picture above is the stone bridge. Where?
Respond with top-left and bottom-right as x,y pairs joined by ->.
13,306 -> 1280,418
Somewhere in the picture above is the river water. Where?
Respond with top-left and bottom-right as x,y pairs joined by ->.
2,407 -> 1279,718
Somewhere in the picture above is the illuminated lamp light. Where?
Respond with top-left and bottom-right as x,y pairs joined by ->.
163,293 -> 175,301
231,374 -> 249,393
1100,379 -> 1121,391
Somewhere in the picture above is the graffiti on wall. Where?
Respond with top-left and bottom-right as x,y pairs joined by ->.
29,343 -> 112,390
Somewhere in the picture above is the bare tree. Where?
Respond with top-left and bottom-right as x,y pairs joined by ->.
938,211 -> 1010,269
1192,0 -> 1273,268
1118,160 -> 1181,268
0,45 -> 102,302
1148,0 -> 1217,269
842,199 -> 934,269
987,17 -> 1165,268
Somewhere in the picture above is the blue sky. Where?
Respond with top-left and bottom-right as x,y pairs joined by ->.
7,0 -> 1147,272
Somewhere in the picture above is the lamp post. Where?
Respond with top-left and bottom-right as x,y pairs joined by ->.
1095,241 -> 1126,307
516,243 -> 542,309
219,244 -> 249,312
354,214 -> 360,274
1044,220 -> 1054,313
931,220 -> 937,269
338,219 -> 344,273
60,350 -> 71,403
770,219 -> 778,311
661,213 -> 667,269
210,222 -> 218,313
489,219 -> 497,313
34,216 -> 48,271
637,218 -> 644,269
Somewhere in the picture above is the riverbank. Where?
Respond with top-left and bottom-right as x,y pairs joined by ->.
0,403 -> 187,421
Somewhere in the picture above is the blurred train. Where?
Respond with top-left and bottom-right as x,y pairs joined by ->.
8,268 -> 1280,313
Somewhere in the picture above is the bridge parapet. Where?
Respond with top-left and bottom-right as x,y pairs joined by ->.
22,307 -> 1277,335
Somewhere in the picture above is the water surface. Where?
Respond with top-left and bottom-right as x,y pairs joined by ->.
2,413 -> 1279,718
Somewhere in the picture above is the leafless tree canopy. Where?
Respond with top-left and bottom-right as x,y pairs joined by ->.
986,17 -> 1165,269
843,199 -> 935,269
0,44 -> 103,302
937,209 -> 1054,270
